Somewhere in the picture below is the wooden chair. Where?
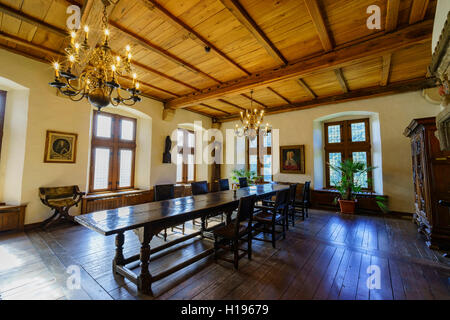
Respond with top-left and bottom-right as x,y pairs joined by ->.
264,184 -> 298,228
253,189 -> 288,248
294,181 -> 311,219
191,181 -> 209,195
238,177 -> 248,188
213,194 -> 256,270
218,178 -> 230,191
39,185 -> 85,228
154,184 -> 185,241
287,183 -> 299,227
191,181 -> 209,226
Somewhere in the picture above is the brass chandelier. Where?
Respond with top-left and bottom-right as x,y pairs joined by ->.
235,90 -> 271,140
49,0 -> 141,110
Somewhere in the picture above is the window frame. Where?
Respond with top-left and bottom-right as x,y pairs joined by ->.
89,111 -> 137,193
324,118 -> 372,190
246,131 -> 272,182
176,128 -> 196,184
0,91 -> 6,159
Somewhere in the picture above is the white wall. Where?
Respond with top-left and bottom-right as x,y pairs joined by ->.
221,91 -> 442,213
432,0 -> 450,53
0,49 -> 212,224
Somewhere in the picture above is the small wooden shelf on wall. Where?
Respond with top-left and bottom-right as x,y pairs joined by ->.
0,204 -> 27,233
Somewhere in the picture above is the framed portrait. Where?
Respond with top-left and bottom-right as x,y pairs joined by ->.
280,145 -> 305,174
44,130 -> 78,163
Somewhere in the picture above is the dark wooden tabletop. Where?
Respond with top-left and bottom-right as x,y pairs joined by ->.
75,184 -> 289,236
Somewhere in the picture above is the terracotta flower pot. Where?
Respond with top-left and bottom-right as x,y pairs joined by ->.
338,199 -> 356,214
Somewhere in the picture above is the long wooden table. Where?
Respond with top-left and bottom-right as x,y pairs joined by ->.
75,183 -> 289,294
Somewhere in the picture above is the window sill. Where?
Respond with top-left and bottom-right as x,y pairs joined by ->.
85,189 -> 149,199
319,188 -> 383,196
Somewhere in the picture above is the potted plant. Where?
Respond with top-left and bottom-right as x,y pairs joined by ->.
328,159 -> 387,214
230,169 -> 261,186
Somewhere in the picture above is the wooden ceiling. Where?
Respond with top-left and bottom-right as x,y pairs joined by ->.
0,0 -> 438,121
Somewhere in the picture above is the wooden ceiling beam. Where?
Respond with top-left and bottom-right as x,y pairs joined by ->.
219,0 -> 287,65
304,0 -> 333,52
165,19 -> 433,109
334,68 -> 349,93
185,107 -> 215,118
409,0 -> 430,24
199,103 -> 231,115
217,99 -> 247,111
131,60 -> 199,91
240,93 -> 268,109
0,2 -> 67,37
381,54 -> 392,86
0,31 -> 64,57
217,78 -> 437,121
385,0 -> 400,32
139,0 -> 250,76
109,21 -> 221,84
266,87 -> 292,105
297,79 -> 317,99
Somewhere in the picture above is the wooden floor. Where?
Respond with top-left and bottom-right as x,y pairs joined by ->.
1,209 -> 449,300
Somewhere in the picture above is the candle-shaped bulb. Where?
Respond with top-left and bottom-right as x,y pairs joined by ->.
135,82 -> 140,90
84,25 -> 89,40
126,45 -> 131,52
133,73 -> 137,79
111,65 -> 116,72
69,55 -> 75,63
70,31 -> 76,44
84,25 -> 89,33
127,52 -> 132,61
74,42 -> 80,53
53,62 -> 60,77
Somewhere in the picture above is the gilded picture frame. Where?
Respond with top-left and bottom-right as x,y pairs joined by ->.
44,130 -> 78,163
280,145 -> 305,174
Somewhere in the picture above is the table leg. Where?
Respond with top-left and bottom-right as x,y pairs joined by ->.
200,217 -> 207,238
113,232 -> 125,273
137,226 -> 153,295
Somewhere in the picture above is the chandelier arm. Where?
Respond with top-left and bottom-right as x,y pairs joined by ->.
120,100 -> 136,107
67,92 -> 86,102
64,78 -> 84,93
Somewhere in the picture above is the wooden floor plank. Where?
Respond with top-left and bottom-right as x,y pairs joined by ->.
0,209 -> 448,300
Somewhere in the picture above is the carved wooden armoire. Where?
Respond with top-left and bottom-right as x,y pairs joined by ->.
404,117 -> 450,250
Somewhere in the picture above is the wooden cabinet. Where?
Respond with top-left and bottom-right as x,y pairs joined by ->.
0,205 -> 26,232
404,117 -> 450,249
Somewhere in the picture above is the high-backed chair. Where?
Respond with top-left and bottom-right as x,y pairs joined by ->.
253,189 -> 289,248
154,184 -> 175,201
191,181 -> 209,195
287,183 -> 298,227
39,185 -> 85,228
213,194 -> 256,270
191,181 -> 209,227
239,177 -> 248,188
218,179 -> 230,191
154,184 -> 184,241
294,181 -> 311,219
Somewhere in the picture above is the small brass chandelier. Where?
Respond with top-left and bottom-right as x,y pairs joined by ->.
235,90 -> 271,140
49,0 -> 141,110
